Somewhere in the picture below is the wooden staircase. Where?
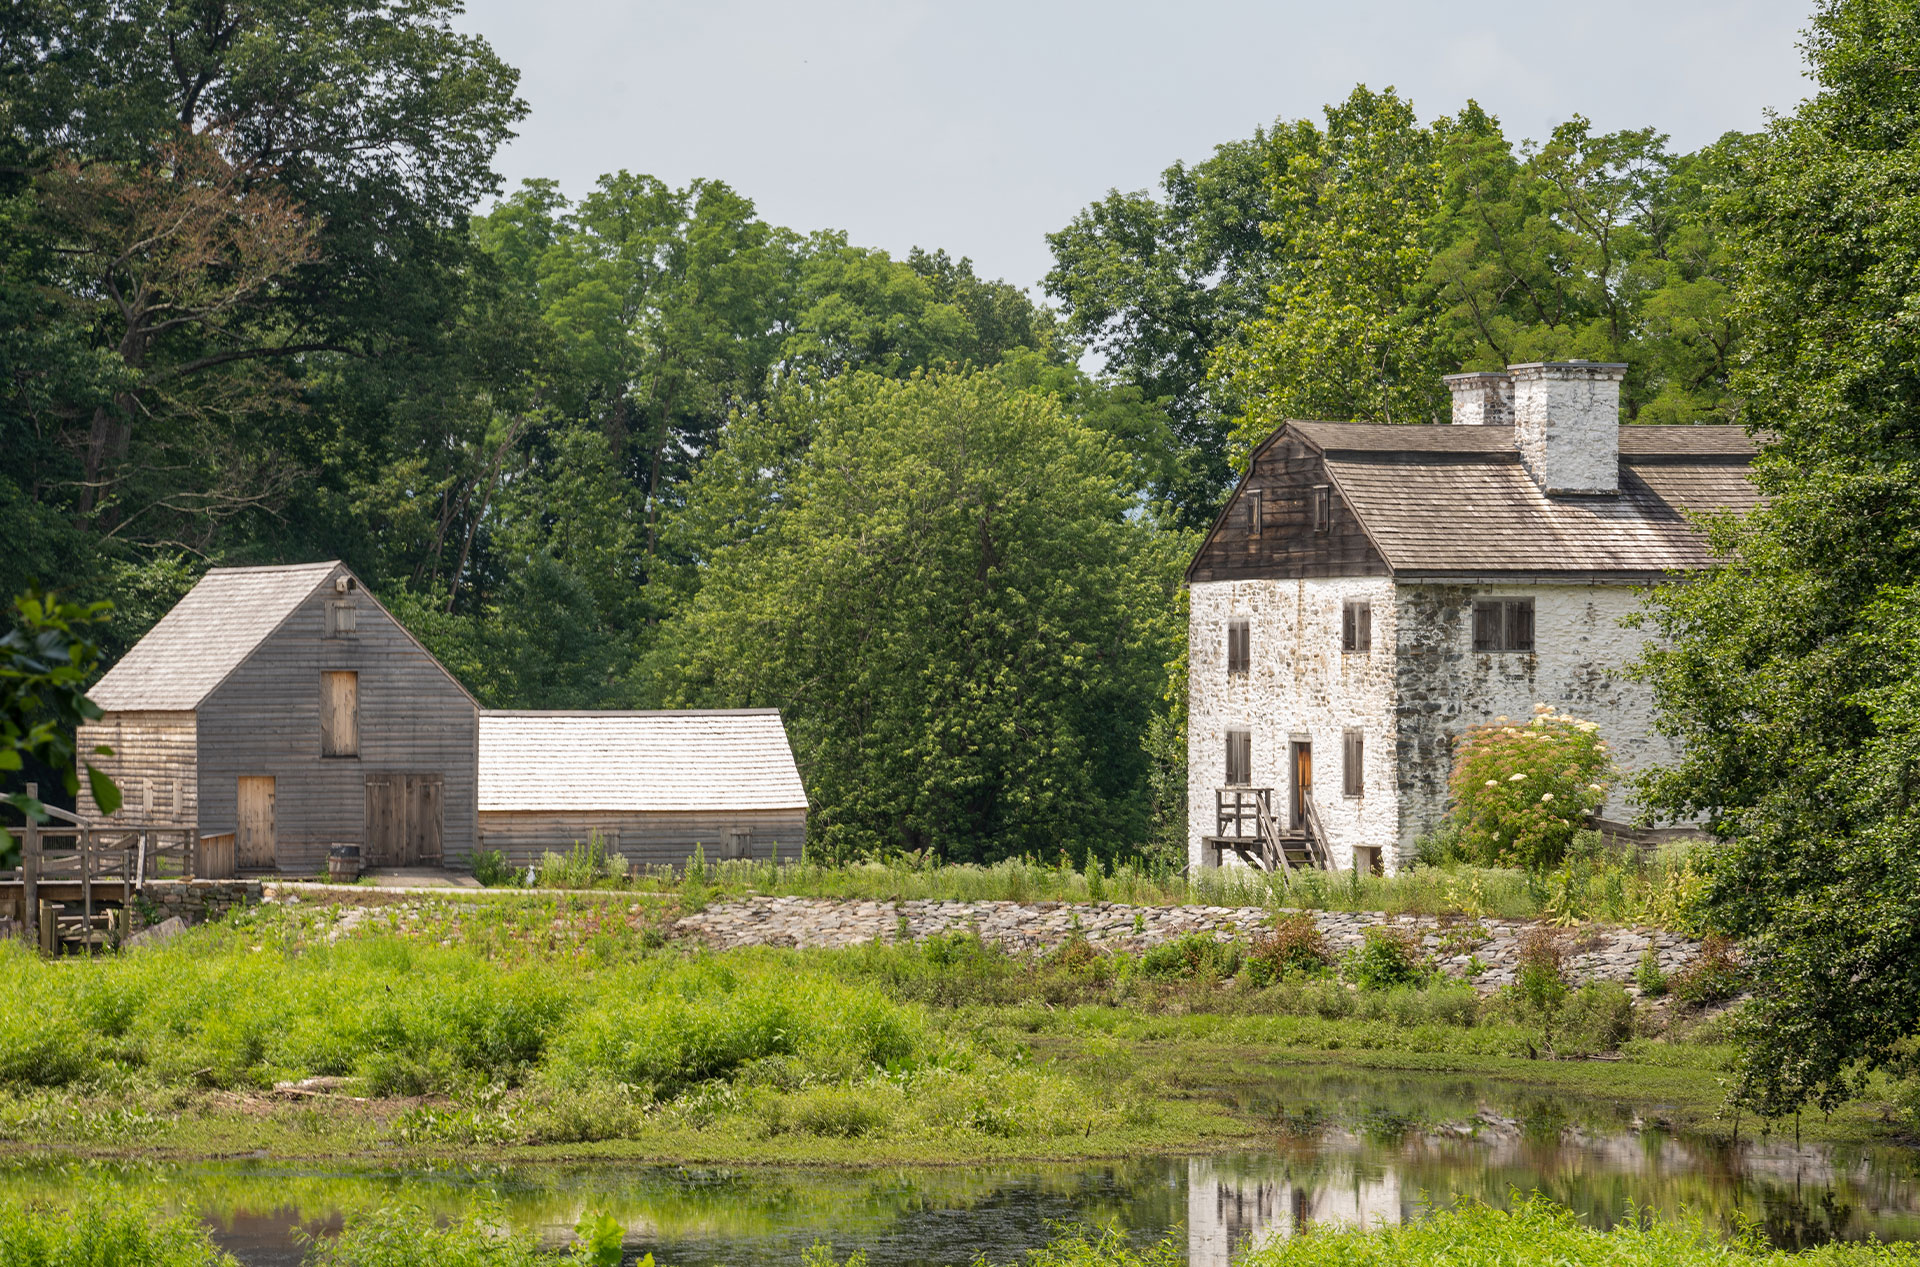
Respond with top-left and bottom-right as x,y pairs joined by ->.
1208,787 -> 1333,876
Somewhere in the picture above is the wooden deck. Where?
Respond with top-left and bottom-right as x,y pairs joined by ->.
4,783 -> 234,954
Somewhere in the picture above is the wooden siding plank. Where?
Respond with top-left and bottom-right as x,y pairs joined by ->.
197,574 -> 478,872
478,809 -> 808,870
1187,433 -> 1390,583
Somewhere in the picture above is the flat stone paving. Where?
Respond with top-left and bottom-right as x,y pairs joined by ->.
670,897 -> 1702,991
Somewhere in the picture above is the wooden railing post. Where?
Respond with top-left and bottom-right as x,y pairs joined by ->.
21,782 -> 37,951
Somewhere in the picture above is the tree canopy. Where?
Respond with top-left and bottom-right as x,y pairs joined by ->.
654,370 -> 1189,864
1634,0 -> 1920,1120
1047,87 -> 1747,523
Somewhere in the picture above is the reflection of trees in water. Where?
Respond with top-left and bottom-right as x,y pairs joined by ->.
6,1114 -> 1920,1263
1186,1131 -> 1920,1264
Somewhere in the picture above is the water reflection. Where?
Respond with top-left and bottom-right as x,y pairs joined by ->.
6,1068 -> 1920,1267
1188,1128 -> 1920,1264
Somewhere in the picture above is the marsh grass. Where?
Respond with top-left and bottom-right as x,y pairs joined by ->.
0,1191 -> 235,1267
475,846 -> 1707,930
1233,1197 -> 1920,1266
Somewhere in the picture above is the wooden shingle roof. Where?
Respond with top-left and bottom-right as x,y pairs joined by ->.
477,710 -> 809,814
1276,423 -> 1756,580
88,562 -> 342,711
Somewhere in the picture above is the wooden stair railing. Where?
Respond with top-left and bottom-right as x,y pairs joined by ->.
1300,794 -> 1336,871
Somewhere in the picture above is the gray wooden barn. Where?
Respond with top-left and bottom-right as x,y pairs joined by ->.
476,710 -> 809,869
78,562 -> 480,872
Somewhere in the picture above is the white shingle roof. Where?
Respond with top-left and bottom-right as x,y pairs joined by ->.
88,562 -> 340,711
477,710 -> 809,813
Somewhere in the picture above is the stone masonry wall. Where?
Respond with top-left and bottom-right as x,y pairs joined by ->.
1392,582 -> 1678,855
670,896 -> 1699,993
136,879 -> 261,929
1188,576 -> 1400,873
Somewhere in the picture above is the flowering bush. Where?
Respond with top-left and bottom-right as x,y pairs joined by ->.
1446,706 -> 1613,871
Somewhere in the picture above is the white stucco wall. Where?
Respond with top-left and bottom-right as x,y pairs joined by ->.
1186,577 -> 1399,873
1390,581 -> 1679,855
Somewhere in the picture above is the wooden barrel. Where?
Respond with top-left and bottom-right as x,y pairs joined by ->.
327,844 -> 361,883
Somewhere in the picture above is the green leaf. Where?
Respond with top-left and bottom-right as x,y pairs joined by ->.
86,763 -> 121,816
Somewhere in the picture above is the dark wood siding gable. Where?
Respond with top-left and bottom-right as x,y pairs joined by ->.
1186,430 -> 1390,583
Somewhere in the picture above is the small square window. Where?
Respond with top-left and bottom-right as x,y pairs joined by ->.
1342,601 -> 1372,653
1472,598 -> 1535,652
1225,729 -> 1252,786
325,600 -> 358,638
1227,620 -> 1250,675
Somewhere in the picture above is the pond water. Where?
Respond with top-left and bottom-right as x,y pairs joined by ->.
8,1067 -> 1920,1266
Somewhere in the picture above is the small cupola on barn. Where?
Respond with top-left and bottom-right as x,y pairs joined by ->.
1445,361 -> 1628,495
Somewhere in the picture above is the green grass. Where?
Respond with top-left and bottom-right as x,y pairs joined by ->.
0,893 -> 1862,1164
0,1191 -> 235,1267
8,1189 -> 1920,1266
461,848 -> 1707,929
1233,1197 -> 1920,1267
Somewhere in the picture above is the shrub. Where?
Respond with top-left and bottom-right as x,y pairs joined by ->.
1245,914 -> 1333,985
1514,926 -> 1575,1055
536,834 -> 627,889
1669,935 -> 1744,1008
1446,706 -> 1614,870
470,849 -> 514,888
1635,945 -> 1669,997
0,1192 -> 232,1267
1139,933 -> 1239,981
303,1205 -> 552,1267
1559,981 -> 1635,1053
1342,926 -> 1427,991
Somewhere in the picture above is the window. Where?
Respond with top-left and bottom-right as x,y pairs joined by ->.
1245,490 -> 1263,538
1312,485 -> 1331,533
1472,598 -> 1535,652
1225,729 -> 1252,786
1343,729 -> 1364,797
321,670 -> 359,758
1227,619 -> 1250,675
1342,601 -> 1372,653
325,600 -> 358,638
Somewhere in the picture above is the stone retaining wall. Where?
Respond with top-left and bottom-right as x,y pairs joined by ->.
669,897 -> 1701,992
137,879 -> 261,929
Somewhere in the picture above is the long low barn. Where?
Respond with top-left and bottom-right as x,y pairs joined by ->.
476,710 -> 809,869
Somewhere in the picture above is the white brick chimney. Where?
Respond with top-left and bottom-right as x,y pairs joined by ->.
1507,361 -> 1626,495
1442,371 -> 1513,426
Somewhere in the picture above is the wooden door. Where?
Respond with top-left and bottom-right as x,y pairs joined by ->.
364,773 -> 401,866
404,774 -> 443,865
1290,742 -> 1312,829
236,776 -> 276,869
364,773 -> 442,866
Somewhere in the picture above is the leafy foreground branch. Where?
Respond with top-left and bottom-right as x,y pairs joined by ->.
8,1192 -> 1920,1267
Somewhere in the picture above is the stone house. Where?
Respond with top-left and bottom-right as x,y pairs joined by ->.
1185,362 -> 1757,874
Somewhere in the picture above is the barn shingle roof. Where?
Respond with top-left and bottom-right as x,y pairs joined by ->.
1286,423 -> 1757,579
87,562 -> 341,711
477,710 -> 809,814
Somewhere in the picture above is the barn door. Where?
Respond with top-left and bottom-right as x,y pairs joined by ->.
364,773 -> 442,866
404,774 -> 443,865
236,776 -> 276,869
364,773 -> 401,866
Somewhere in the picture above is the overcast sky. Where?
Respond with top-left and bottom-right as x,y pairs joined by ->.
456,0 -> 1814,297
